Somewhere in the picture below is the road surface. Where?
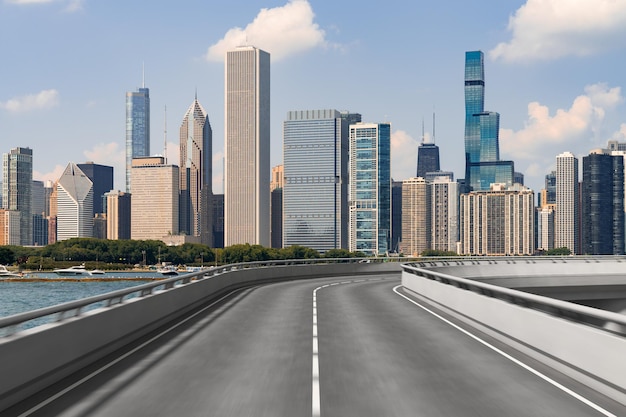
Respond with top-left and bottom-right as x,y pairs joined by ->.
7,273 -> 625,416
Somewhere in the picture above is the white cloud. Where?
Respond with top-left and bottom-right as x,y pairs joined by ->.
500,83 -> 622,160
500,83 -> 624,190
5,0 -> 53,4
83,142 -> 124,166
0,89 -> 59,112
33,164 -> 65,184
612,123 -> 626,141
391,130 -> 419,181
5,0 -> 83,11
206,0 -> 326,62
490,0 -> 626,62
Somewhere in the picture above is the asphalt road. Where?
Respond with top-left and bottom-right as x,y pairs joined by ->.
7,273 -> 625,416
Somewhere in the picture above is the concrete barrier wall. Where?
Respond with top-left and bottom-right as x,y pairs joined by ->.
0,262 -> 400,412
402,272 -> 626,405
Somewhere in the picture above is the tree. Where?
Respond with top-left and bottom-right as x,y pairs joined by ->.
0,247 -> 16,265
421,249 -> 458,257
544,247 -> 572,256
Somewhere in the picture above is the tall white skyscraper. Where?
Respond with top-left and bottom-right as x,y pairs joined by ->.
555,151 -> 579,254
56,163 -> 93,241
224,46 -> 270,246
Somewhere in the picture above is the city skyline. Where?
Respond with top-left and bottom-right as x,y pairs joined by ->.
1,1 -> 625,195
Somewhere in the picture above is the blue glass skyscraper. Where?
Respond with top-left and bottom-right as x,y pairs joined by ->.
126,83 -> 150,193
464,51 -> 513,191
349,122 -> 391,256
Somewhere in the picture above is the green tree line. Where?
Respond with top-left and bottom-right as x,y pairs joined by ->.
0,239 -> 365,270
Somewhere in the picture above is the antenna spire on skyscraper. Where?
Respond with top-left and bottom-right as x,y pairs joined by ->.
142,62 -> 145,88
433,109 -> 436,144
163,105 -> 168,164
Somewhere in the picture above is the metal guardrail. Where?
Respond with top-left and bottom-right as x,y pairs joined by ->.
5,255 -> 625,337
0,257 -> 405,337
402,261 -> 626,334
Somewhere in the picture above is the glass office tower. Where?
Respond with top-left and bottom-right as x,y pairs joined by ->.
283,110 -> 360,252
349,122 -> 391,256
581,152 -> 624,255
2,147 -> 33,245
464,51 -> 513,190
126,85 -> 150,193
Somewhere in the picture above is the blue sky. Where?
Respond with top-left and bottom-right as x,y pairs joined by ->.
1,0 -> 626,194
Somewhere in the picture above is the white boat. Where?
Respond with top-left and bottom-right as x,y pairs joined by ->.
157,265 -> 179,276
90,269 -> 106,275
0,265 -> 21,278
53,264 -> 92,276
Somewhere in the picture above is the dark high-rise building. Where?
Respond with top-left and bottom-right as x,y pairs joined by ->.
211,194 -> 224,248
464,51 -> 513,191
416,143 -> 440,178
581,153 -> 624,255
126,83 -> 150,193
271,188 -> 283,249
77,162 -> 113,216
391,180 -> 402,253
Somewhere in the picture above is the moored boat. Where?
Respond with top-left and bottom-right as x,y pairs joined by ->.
157,265 -> 179,276
53,264 -> 92,276
0,265 -> 21,278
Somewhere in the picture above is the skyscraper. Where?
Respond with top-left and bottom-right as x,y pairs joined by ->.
581,152 -> 624,255
283,110 -> 358,252
224,46 -> 270,247
2,147 -> 33,245
106,190 -> 131,240
131,157 -> 179,240
179,96 -> 213,245
460,184 -> 534,255
56,163 -> 94,241
430,176 -> 459,252
126,82 -> 150,193
555,151 -> 579,254
416,143 -> 440,178
349,122 -> 391,256
77,162 -> 113,216
400,177 -> 430,257
270,164 -> 283,249
464,51 -> 513,191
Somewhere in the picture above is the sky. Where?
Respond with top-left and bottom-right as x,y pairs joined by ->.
1,0 -> 626,195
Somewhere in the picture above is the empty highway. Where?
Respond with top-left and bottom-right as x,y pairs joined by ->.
7,273 -> 625,416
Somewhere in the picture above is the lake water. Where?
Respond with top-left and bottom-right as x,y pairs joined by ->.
0,272 -> 165,333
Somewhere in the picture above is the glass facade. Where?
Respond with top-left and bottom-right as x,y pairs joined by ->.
283,110 -> 359,252
581,153 -> 624,255
2,147 -> 33,245
416,143 -> 440,178
464,51 -> 512,190
349,123 -> 391,256
125,87 -> 150,193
